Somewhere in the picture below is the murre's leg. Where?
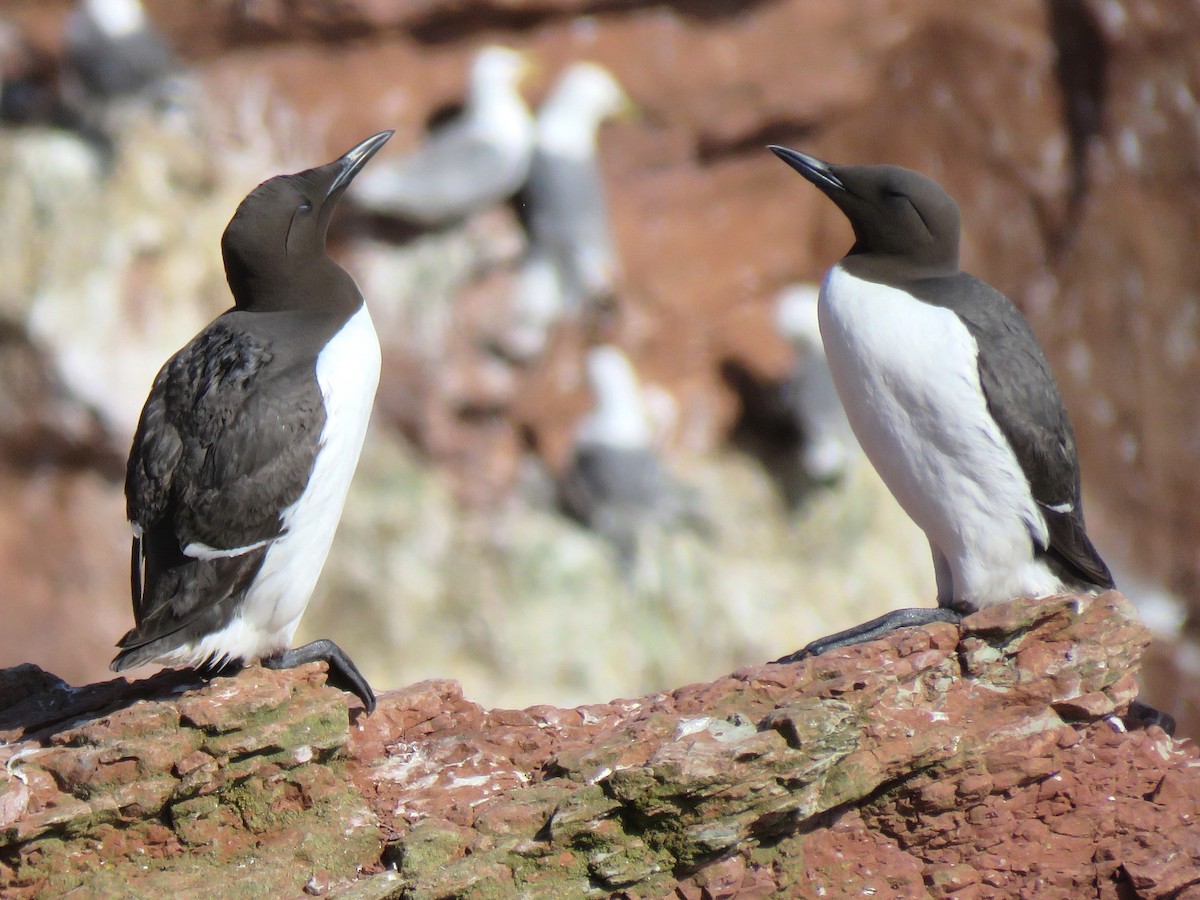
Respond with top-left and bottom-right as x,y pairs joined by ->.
263,640 -> 376,714
774,607 -> 963,664
931,544 -> 955,606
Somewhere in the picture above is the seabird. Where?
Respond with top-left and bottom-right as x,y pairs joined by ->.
561,345 -> 705,571
524,62 -> 629,307
348,46 -> 534,227
62,0 -> 180,108
775,283 -> 854,485
768,146 -> 1114,660
0,17 -> 60,126
499,250 -> 564,362
502,63 -> 630,360
112,131 -> 394,712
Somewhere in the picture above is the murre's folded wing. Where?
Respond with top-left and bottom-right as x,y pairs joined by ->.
117,315 -> 326,664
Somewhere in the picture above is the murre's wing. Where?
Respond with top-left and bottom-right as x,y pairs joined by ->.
115,314 -> 326,667
913,272 -> 1113,589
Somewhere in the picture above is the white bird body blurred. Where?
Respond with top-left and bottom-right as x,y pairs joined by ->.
350,46 -> 535,226
503,62 -> 630,360
775,283 -> 855,483
561,346 -> 707,569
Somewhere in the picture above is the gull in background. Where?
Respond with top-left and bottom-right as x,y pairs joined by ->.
561,344 -> 707,573
503,62 -> 632,361
775,283 -> 855,485
62,0 -> 181,109
349,45 -> 535,227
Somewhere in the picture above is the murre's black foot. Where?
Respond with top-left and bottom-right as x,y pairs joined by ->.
774,607 -> 963,664
262,639 -> 377,714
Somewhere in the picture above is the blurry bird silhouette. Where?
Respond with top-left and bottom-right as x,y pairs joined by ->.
774,283 -> 855,486
0,17 -> 61,126
502,62 -> 631,361
62,0 -> 181,110
349,46 -> 535,227
560,345 -> 708,573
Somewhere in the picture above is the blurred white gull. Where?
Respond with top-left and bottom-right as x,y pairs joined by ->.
502,62 -> 630,361
775,283 -> 856,484
62,0 -> 180,108
349,45 -> 535,227
560,345 -> 707,570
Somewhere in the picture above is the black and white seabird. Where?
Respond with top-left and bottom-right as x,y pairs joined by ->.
768,146 -> 1114,660
112,131 -> 394,712
348,46 -> 534,227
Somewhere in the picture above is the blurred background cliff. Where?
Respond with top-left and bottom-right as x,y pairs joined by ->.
0,0 -> 1198,732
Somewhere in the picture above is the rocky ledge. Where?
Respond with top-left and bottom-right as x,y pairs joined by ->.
1,592 -> 1195,899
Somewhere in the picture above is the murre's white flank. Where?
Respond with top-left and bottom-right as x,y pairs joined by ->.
768,145 -> 1113,660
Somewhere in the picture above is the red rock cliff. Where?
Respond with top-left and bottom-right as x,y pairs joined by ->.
2,592 -> 1196,898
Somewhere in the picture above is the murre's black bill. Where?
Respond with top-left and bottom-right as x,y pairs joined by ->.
768,145 -> 844,193
329,130 -> 394,196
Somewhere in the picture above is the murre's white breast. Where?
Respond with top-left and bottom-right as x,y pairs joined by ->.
248,304 -> 381,646
818,264 -> 1058,609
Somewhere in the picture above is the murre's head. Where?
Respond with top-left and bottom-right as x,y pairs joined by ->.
222,131 -> 392,310
769,146 -> 961,273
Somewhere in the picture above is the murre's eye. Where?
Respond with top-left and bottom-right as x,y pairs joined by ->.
298,200 -> 313,213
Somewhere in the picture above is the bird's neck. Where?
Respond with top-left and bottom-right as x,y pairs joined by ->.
227,258 -> 362,318
578,392 -> 653,450
537,104 -> 598,161
470,84 -> 531,148
842,248 -> 959,284
86,0 -> 146,37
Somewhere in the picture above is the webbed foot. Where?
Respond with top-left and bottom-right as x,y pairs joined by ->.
263,639 -> 376,714
774,607 -> 963,664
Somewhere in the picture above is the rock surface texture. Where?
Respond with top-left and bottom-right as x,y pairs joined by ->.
1,592 -> 1195,898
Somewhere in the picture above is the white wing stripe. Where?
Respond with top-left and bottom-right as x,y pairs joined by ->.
183,538 -> 273,560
